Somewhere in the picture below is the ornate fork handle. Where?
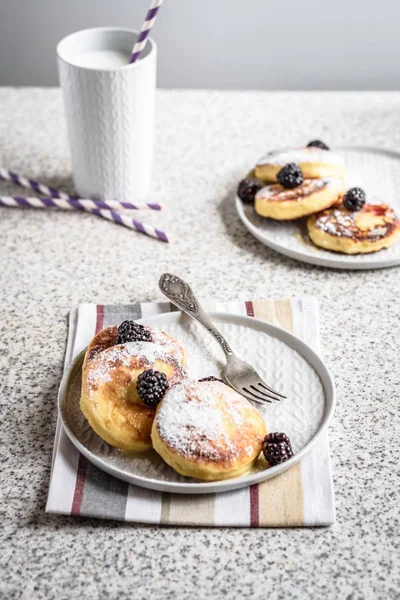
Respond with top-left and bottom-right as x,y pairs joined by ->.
159,273 -> 233,357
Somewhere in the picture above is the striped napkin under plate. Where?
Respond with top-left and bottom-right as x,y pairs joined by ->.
46,298 -> 335,527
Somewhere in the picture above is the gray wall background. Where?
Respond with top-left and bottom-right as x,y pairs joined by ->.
1,0 -> 399,89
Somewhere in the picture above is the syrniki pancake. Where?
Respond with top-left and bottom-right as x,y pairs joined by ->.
307,203 -> 400,254
86,324 -> 185,366
151,380 -> 267,481
255,147 -> 345,182
255,178 -> 344,220
81,332 -> 187,451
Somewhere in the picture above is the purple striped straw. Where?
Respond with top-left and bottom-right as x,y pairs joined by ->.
0,196 -> 169,242
89,208 -> 169,242
0,167 -> 79,200
0,167 -> 162,211
129,0 -> 164,63
0,195 -> 162,212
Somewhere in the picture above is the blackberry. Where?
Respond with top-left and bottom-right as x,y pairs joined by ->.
237,177 -> 263,203
307,140 -> 330,151
263,432 -> 293,466
117,320 -> 152,344
277,163 -> 304,189
198,376 -> 225,384
343,187 -> 366,211
137,369 -> 169,407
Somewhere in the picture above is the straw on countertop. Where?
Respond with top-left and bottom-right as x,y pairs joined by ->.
0,168 -> 162,211
88,208 -> 169,242
0,196 -> 168,242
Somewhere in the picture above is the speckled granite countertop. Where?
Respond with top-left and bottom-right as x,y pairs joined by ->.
1,89 -> 399,599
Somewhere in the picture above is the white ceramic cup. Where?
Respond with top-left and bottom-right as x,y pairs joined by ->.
57,27 -> 156,202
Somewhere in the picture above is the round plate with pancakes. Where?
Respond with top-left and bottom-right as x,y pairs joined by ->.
59,311 -> 335,495
236,146 -> 400,269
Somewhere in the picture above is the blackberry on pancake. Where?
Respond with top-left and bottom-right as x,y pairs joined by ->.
117,320 -> 152,344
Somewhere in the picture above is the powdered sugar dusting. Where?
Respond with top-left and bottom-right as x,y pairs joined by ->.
86,342 -> 187,389
155,380 -> 261,463
315,205 -> 396,239
147,327 -> 184,363
257,147 -> 344,167
316,209 -> 354,237
123,341 -> 179,363
256,178 -> 336,202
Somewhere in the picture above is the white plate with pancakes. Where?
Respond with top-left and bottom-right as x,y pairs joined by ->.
236,146 -> 400,270
59,311 -> 335,494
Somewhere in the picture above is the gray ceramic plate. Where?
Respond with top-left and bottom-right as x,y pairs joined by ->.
58,311 -> 335,494
236,146 -> 400,270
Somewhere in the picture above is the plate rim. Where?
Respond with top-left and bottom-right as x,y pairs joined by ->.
58,311 -> 336,495
236,144 -> 400,270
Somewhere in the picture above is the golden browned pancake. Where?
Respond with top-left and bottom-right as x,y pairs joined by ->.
255,178 -> 344,220
307,203 -> 400,254
255,147 -> 345,182
81,326 -> 187,451
85,325 -> 185,366
151,380 -> 267,481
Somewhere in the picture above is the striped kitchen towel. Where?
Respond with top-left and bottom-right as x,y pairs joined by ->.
46,299 -> 335,526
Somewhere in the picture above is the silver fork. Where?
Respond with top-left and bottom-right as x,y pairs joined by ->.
159,273 -> 286,405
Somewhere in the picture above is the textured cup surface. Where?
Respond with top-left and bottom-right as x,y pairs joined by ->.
58,28 -> 156,201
